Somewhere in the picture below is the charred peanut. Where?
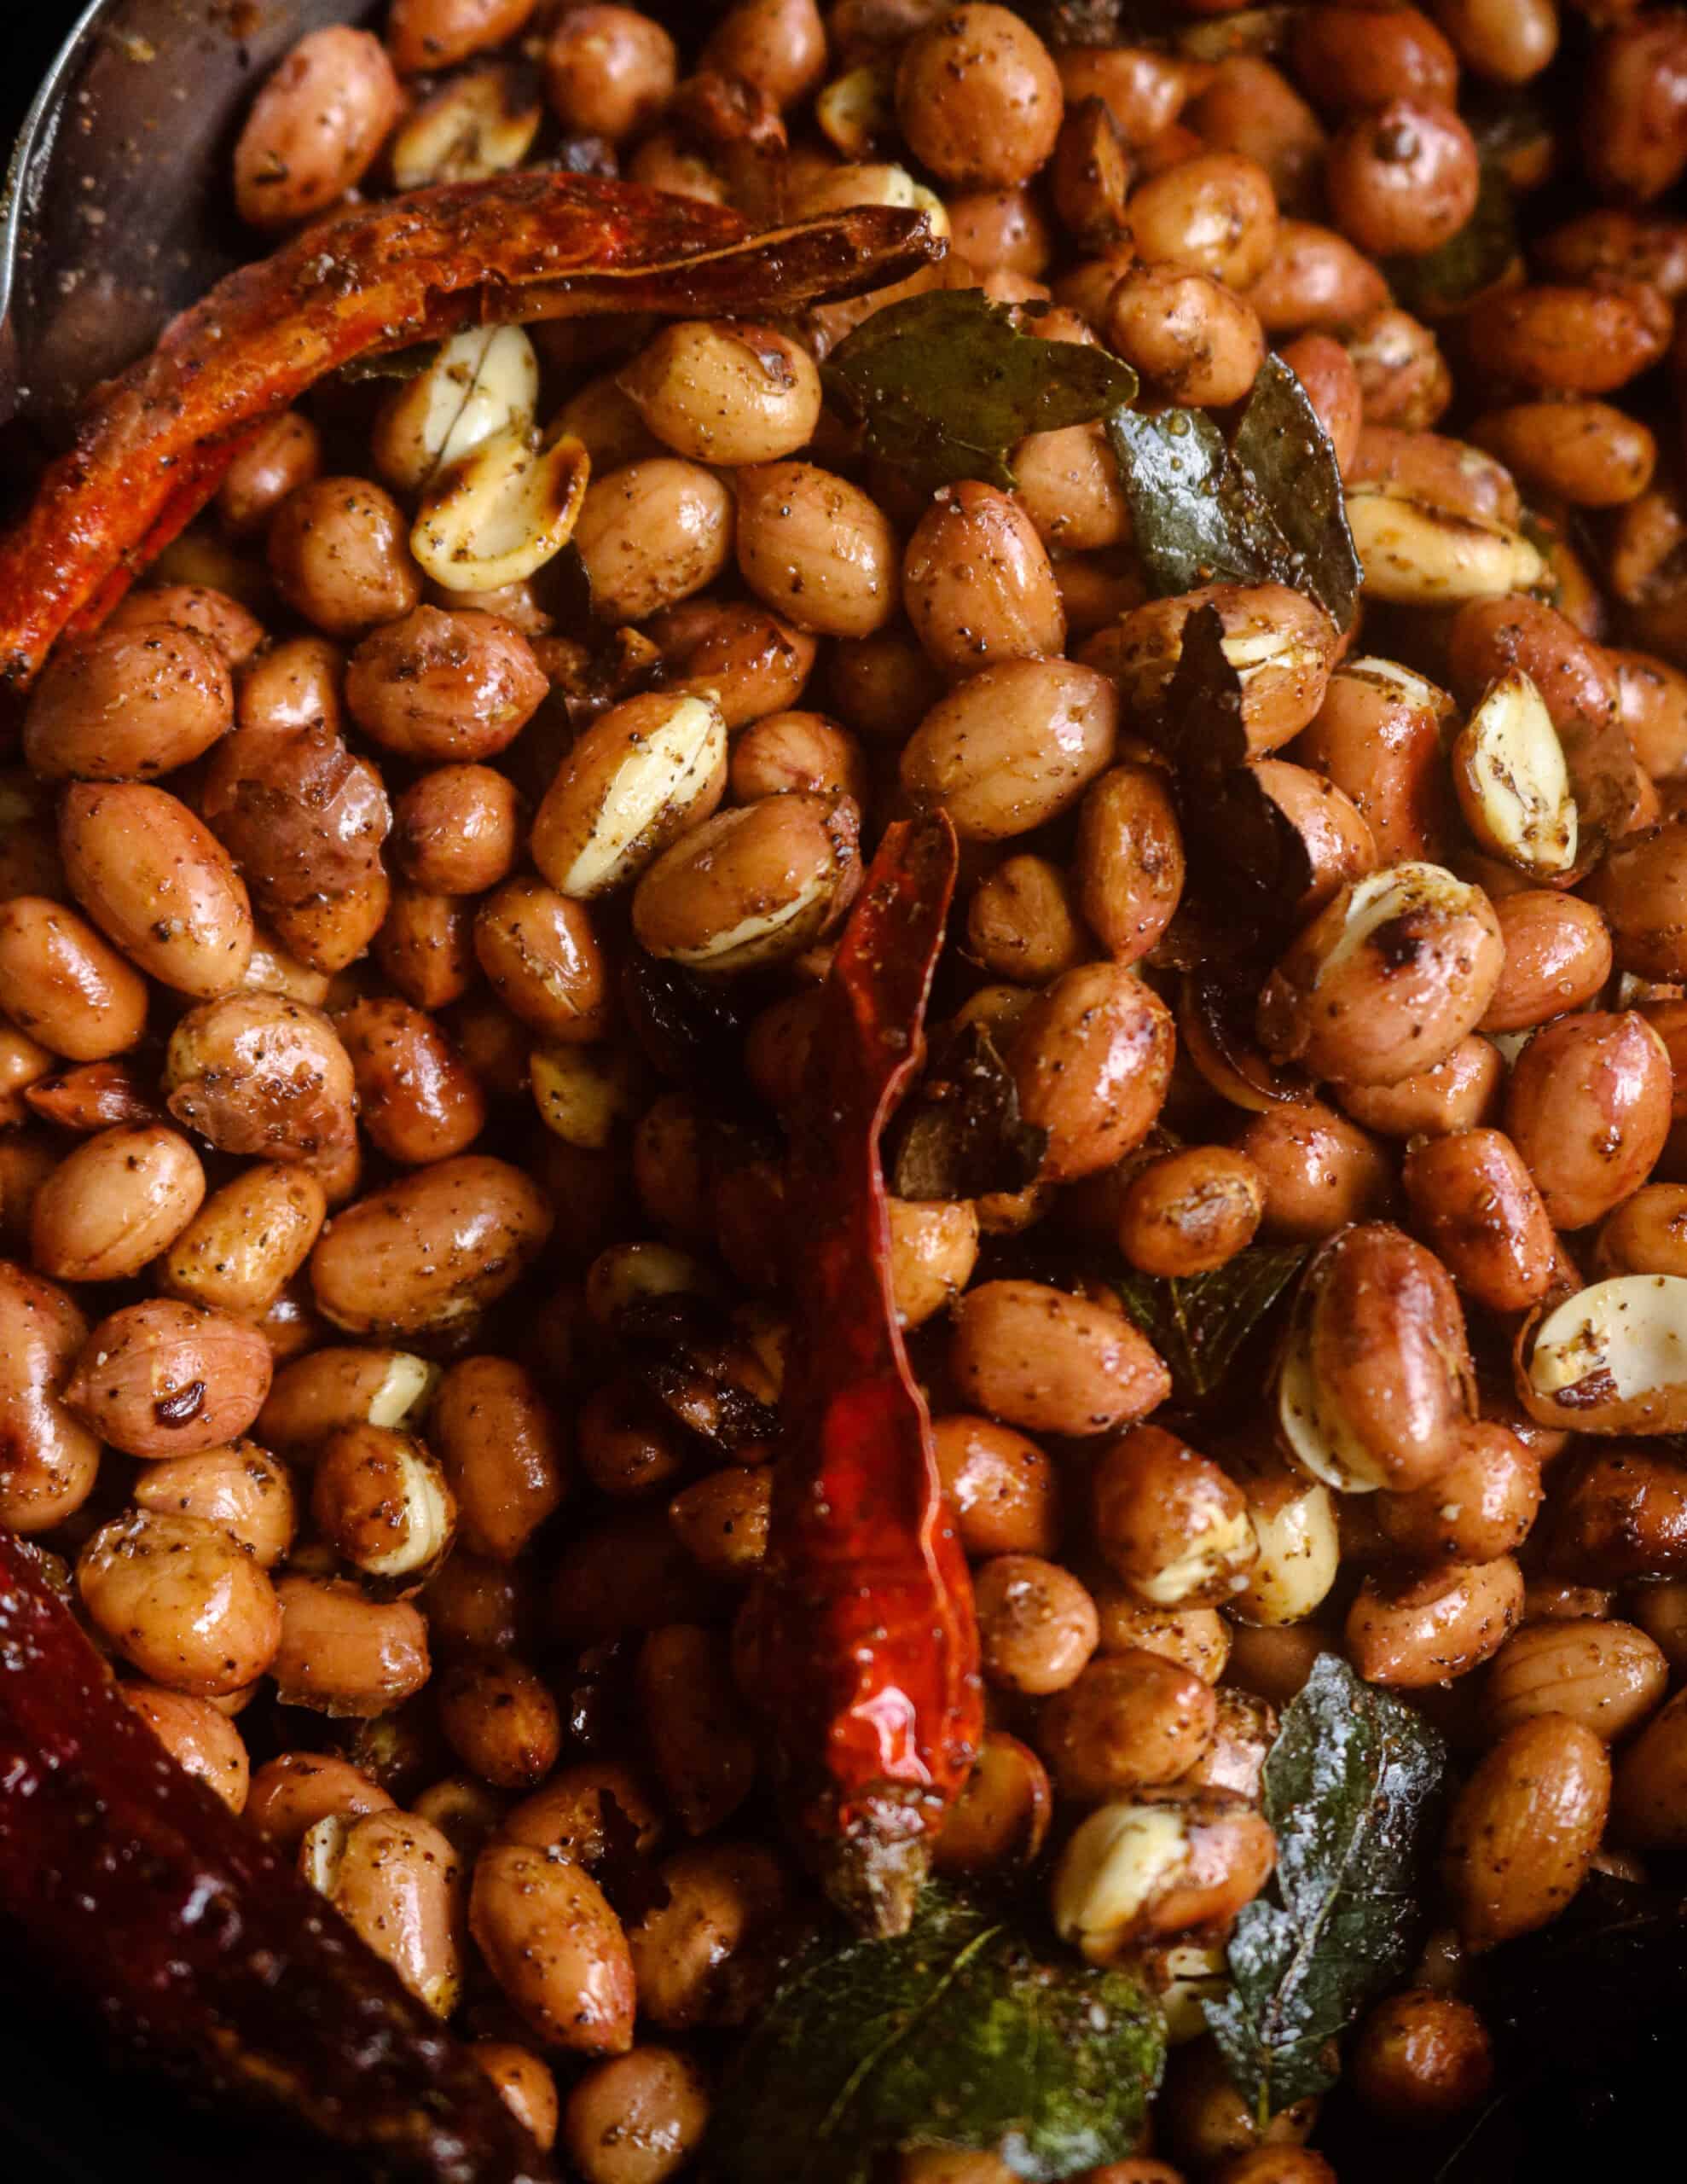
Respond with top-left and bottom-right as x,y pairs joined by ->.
531,690 -> 728,901
470,1843 -> 635,2055
1483,1618 -> 1668,1742
1093,1426 -> 1257,1608
29,1122 -> 205,1284
1278,1224 -> 1475,1495
300,1809 -> 461,2017
0,1263 -> 101,1533
949,1280 -> 1172,1437
1401,1130 -> 1557,1313
119,1683 -> 252,1812
311,1425 -> 456,1589
159,1165 -> 328,1319
1504,1014 -> 1673,1230
270,1574 -> 430,1716
1053,1792 -> 1277,1960
1257,863 -> 1503,1088
64,1299 -> 272,1461
901,658 -> 1119,839
1346,1557 -> 1524,1687
1442,1716 -> 1610,1949
132,1442 -> 298,1568
78,1510 -> 281,1696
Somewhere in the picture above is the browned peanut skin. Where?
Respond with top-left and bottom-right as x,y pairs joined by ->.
1469,282 -> 1673,396
895,4 -> 1063,189
335,997 -> 486,1167
345,608 -> 548,762
1347,426 -> 1519,524
572,459 -> 735,629
246,1751 -> 396,1852
233,26 -> 402,227
1597,1183 -> 1687,1277
1613,1687 -> 1687,1846
165,994 -> 357,1162
30,1123 -> 206,1284
78,1508 -> 282,1695
1290,4 -> 1458,109
1442,1716 -> 1610,1950
1347,1557 -> 1523,1687
269,477 -> 422,636
132,1440 -> 297,1568
531,689 -> 728,903
310,1156 -> 554,1337
1582,10 -> 1687,202
473,878 -> 610,1040
119,1682 -> 252,1812
1293,659 -> 1452,864
0,1262 -> 101,1533
471,1843 -> 635,2055
1337,1036 -> 1502,1139
930,1413 -> 1061,1558
637,1622 -> 758,1834
1254,759 -> 1378,917
394,765 -> 522,897
161,1165 -> 328,1321
1484,1618 -> 1668,1741
473,2040 -> 559,2156
1075,764 -> 1186,965
1325,98 -> 1479,259
1105,262 -> 1266,409
1349,1989 -> 1493,2129
1303,1223 -> 1476,1492
1504,1012 -> 1673,1229
1116,584 -> 1335,755
1402,1129 -> 1556,1312
1471,402 -> 1655,510
974,1554 -> 1100,1696
107,578 -> 272,667
304,1808 -> 462,2018
201,718 -> 390,923
1232,1100 -> 1395,1242
271,1574 -> 430,1716
630,793 -> 861,973
1038,1650 -> 1218,1800
430,1355 -> 569,1560
1374,1421 -> 1542,1568
1591,817 -> 1687,982
932,1730 -> 1052,1879
24,1056 -> 158,1134
24,622 -> 231,781
1244,217 -> 1388,335
949,1279 -> 1172,1437
656,599 -> 818,728
1126,150 -> 1278,288
217,410 -> 322,533
1545,1446 -> 1687,1585
1011,961 -> 1174,1181
388,0 -> 536,73
438,1653 -> 560,1792
61,782 -> 254,998
65,1299 -> 274,1461
966,856 -> 1087,985
1093,1425 -> 1256,1607
902,482 -> 1065,677
312,1423 -> 457,1589
1481,892 -> 1613,1033
1117,1147 -> 1264,1279
0,897 -> 149,1060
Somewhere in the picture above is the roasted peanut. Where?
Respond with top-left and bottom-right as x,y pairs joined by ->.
271,1573 -> 430,1716
310,1156 -> 554,1336
1443,1716 -> 1610,1948
78,1510 -> 281,1696
949,1280 -> 1171,1437
1347,1557 -> 1523,1687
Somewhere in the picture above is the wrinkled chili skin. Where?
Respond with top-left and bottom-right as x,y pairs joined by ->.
0,1532 -> 554,2184
760,812 -> 984,1938
0,174 -> 942,692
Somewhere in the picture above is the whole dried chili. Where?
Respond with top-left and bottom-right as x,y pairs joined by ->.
759,812 -> 984,1938
0,1532 -> 554,2184
0,171 -> 941,691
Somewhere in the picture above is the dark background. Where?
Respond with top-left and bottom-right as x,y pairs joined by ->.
5,6 -> 86,152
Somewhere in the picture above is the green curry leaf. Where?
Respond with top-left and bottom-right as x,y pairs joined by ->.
1205,1655 -> 1450,2122
1107,355 -> 1361,629
1107,1240 -> 1310,1405
822,290 -> 1138,494
706,1888 -> 1164,2184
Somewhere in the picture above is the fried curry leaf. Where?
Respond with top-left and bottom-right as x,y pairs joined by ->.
1386,156 -> 1519,317
1107,356 -> 1360,629
1107,1241 -> 1309,1405
888,1020 -> 1049,1201
822,290 -> 1138,493
1155,602 -> 1315,910
1205,1654 -> 1449,2122
708,1888 -> 1163,2184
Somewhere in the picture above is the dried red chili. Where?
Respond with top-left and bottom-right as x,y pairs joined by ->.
0,1532 -> 554,2184
758,812 -> 984,1937
0,171 -> 942,692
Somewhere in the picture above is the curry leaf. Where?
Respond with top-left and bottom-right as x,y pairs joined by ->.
823,290 -> 1138,494
1107,1241 -> 1310,1405
707,1888 -> 1163,2184
1385,157 -> 1518,318
1205,1654 -> 1450,2122
888,1021 -> 1049,1201
1107,356 -> 1360,629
